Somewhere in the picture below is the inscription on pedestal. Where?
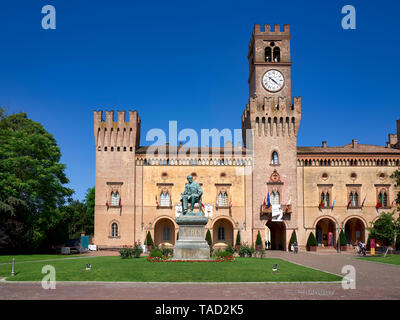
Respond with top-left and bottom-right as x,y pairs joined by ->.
179,226 -> 204,240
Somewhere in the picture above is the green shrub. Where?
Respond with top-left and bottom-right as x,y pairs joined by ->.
225,245 -> 235,254
238,244 -> 255,258
119,247 -> 133,259
307,232 -> 318,247
235,231 -> 241,246
216,251 -> 232,258
132,241 -> 143,258
161,246 -> 173,258
205,229 -> 212,246
150,249 -> 162,258
177,232 -> 179,240
288,230 -> 297,250
145,231 -> 154,246
255,249 -> 266,258
338,229 -> 347,246
256,231 -> 262,246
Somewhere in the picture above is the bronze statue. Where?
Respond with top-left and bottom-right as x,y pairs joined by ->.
180,175 -> 203,215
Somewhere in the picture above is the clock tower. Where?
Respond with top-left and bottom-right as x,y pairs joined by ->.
242,24 -> 301,248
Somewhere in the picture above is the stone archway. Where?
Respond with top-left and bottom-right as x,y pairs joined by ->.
315,218 -> 336,247
154,218 -> 175,248
266,220 -> 286,250
212,218 -> 234,248
345,217 -> 365,245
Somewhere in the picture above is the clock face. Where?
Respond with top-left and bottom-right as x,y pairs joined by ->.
262,70 -> 284,92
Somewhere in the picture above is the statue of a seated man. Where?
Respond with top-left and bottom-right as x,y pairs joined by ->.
180,175 -> 203,215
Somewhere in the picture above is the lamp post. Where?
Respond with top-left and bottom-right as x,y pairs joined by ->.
337,222 -> 344,253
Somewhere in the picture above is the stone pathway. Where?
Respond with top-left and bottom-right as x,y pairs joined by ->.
0,251 -> 399,300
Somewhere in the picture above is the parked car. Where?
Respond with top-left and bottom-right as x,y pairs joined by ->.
61,239 -> 83,254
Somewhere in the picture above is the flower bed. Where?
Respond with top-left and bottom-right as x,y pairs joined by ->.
146,255 -> 235,263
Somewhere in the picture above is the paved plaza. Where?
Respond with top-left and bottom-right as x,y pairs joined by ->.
1,251 -> 399,300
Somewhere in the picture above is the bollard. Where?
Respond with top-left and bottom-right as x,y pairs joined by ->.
11,258 -> 15,277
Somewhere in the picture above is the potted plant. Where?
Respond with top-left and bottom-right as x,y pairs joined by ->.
145,231 -> 154,251
339,229 -> 348,251
288,230 -> 297,251
306,232 -> 318,251
255,231 -> 263,250
235,230 -> 241,251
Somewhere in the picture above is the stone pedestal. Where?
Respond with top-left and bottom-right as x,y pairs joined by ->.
173,214 -> 210,260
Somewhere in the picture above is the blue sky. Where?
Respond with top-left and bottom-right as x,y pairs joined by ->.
1,0 -> 399,200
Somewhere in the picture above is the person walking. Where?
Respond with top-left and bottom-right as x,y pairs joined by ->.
293,241 -> 298,254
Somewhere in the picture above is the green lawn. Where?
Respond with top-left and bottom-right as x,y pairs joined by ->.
358,254 -> 400,266
0,254 -> 81,264
0,256 -> 342,282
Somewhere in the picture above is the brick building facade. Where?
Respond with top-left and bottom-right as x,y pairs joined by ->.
93,24 -> 400,251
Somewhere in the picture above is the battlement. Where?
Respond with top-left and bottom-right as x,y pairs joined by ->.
94,110 -> 141,150
292,96 -> 301,112
254,24 -> 290,36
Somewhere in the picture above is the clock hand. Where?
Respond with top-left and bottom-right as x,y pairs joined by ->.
269,77 -> 278,85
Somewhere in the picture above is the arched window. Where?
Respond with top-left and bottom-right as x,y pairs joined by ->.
273,47 -> 280,62
351,192 -> 359,207
271,191 -> 280,205
111,192 -> 120,206
379,191 -> 388,207
162,226 -> 171,241
218,226 -> 225,241
325,192 -> 330,207
218,192 -> 229,207
265,47 -> 272,62
111,223 -> 118,237
320,192 -> 325,206
160,192 -> 170,207
272,151 -> 279,165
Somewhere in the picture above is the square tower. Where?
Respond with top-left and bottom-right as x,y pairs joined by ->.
242,24 -> 301,246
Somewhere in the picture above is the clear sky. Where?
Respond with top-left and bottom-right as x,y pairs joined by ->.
1,0 -> 399,200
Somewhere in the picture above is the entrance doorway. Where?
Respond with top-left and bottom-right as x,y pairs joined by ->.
266,220 -> 286,250
315,218 -> 336,247
345,218 -> 365,245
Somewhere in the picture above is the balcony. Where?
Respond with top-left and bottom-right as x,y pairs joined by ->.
260,204 -> 292,220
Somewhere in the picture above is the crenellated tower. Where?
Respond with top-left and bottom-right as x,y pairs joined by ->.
242,24 -> 301,245
93,110 -> 141,247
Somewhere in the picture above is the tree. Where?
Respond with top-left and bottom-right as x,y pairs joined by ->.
306,232 -> 317,247
235,230 -> 241,246
256,231 -> 262,247
338,229 -> 347,246
288,230 -> 297,250
145,231 -> 153,246
368,212 -> 396,246
0,109 -> 73,252
390,169 -> 400,249
205,229 -> 212,246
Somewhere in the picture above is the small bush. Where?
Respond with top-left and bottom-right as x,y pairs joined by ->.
205,230 -> 212,246
338,229 -> 347,246
150,249 -> 162,258
307,232 -> 318,247
216,250 -> 231,258
119,247 -> 133,259
235,231 -> 241,246
161,246 -> 173,258
256,231 -> 262,246
225,245 -> 235,254
255,249 -> 266,258
289,231 -> 297,251
238,244 -> 255,258
145,231 -> 154,247
132,241 -> 143,258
